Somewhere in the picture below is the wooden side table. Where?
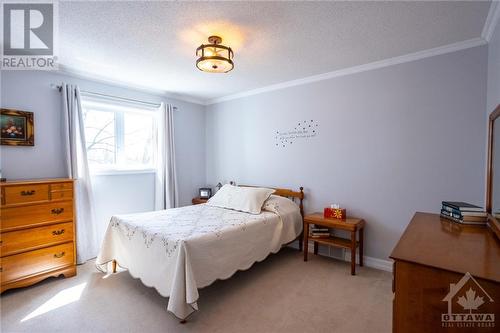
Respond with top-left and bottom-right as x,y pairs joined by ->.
303,213 -> 365,275
192,197 -> 208,205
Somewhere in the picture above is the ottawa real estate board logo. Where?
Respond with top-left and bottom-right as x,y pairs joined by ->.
441,272 -> 495,329
1,1 -> 58,70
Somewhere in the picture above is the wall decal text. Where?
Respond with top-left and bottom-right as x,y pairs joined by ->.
274,119 -> 319,148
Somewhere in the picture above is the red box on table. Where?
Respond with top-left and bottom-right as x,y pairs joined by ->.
324,207 -> 346,220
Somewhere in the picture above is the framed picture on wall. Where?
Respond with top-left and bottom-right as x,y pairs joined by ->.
0,109 -> 34,146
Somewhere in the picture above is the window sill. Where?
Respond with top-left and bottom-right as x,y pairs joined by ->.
90,169 -> 156,176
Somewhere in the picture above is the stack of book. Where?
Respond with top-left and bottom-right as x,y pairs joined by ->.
440,201 -> 488,225
310,226 -> 330,238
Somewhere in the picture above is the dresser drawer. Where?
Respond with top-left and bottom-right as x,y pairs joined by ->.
0,222 -> 74,256
3,184 -> 49,206
0,242 -> 74,283
50,189 -> 73,201
1,201 -> 73,231
50,183 -> 73,191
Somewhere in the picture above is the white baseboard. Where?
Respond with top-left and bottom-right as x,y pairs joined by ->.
288,240 -> 393,273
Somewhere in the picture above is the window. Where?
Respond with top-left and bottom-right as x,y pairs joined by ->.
81,96 -> 157,174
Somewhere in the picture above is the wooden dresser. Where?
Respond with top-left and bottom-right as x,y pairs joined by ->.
0,179 -> 76,293
390,212 -> 500,333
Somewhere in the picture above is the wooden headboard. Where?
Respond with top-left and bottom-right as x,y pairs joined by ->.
239,185 -> 305,217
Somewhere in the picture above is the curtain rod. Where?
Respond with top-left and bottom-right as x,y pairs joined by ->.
51,84 -> 176,110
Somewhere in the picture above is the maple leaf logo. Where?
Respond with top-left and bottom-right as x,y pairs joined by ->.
457,288 -> 485,313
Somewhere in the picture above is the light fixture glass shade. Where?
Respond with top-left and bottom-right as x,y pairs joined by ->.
196,36 -> 234,73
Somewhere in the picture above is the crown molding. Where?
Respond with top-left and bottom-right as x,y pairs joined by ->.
482,0 -> 500,42
55,34 -> 490,107
206,38 -> 487,105
56,65 -> 206,105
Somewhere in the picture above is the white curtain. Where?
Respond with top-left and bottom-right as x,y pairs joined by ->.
61,84 -> 99,264
155,103 -> 178,210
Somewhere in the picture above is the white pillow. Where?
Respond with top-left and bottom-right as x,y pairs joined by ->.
207,184 -> 275,214
262,194 -> 300,217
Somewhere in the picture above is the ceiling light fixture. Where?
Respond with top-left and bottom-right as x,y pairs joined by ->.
196,36 -> 234,73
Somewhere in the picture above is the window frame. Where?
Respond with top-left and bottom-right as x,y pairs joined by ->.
81,96 -> 159,175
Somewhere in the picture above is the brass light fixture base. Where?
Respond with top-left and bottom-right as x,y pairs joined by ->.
207,36 -> 222,44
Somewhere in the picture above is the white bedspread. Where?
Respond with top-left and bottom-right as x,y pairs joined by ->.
95,200 -> 302,319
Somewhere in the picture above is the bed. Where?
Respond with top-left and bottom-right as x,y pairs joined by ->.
95,185 -> 304,321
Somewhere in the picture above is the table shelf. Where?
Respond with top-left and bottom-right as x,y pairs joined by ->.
311,236 -> 359,249
303,213 -> 365,275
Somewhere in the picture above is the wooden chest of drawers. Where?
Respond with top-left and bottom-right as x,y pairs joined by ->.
390,213 -> 500,333
1,179 -> 76,293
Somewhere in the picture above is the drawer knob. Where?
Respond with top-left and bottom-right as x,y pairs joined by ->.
52,229 -> 65,236
20,190 -> 35,196
0,267 -> 2,273
51,208 -> 64,215
54,252 -> 65,258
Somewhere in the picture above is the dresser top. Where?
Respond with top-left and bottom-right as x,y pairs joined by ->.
0,178 -> 74,186
390,212 -> 500,282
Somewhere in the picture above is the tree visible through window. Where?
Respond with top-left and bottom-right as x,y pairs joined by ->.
83,109 -> 115,165
82,99 -> 156,172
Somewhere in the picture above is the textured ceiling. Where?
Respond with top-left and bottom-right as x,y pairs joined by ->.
59,1 -> 491,103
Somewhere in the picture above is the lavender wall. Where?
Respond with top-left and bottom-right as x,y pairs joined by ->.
0,43 -> 491,263
487,20 -> 500,115
1,71 -> 206,241
0,71 -> 206,206
205,46 -> 488,262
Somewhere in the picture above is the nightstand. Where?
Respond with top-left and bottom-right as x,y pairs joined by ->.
303,213 -> 365,275
192,197 -> 208,205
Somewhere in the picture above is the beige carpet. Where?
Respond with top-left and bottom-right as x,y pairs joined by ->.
1,248 -> 392,333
